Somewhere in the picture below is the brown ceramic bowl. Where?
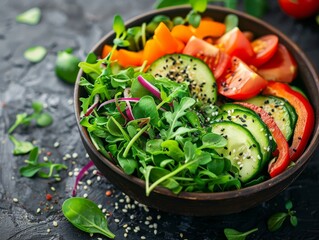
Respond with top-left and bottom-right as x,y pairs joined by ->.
74,5 -> 319,216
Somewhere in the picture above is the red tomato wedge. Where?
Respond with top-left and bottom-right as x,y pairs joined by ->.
183,36 -> 230,79
216,27 -> 255,63
251,35 -> 278,67
257,44 -> 297,83
218,57 -> 268,100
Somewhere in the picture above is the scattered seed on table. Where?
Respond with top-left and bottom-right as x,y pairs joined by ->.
98,204 -> 102,209
68,171 -> 73,177
47,228 -> 51,233
86,179 -> 92,186
50,187 -> 56,192
46,194 -> 52,201
36,208 -> 41,213
106,190 -> 112,196
72,153 -> 78,159
53,142 -> 60,148
83,193 -> 88,198
13,198 -> 18,203
53,221 -> 58,227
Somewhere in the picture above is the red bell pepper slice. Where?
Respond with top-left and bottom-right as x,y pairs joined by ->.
236,102 -> 290,178
263,81 -> 315,161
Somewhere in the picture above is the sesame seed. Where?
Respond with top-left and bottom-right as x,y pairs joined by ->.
98,204 -> 102,209
86,179 -> 92,186
53,142 -> 60,148
37,208 -> 41,213
68,172 -> 73,177
53,221 -> 58,227
115,219 -> 120,223
97,176 -> 101,181
67,99 -> 73,105
13,198 -> 18,203
47,228 -> 51,233
83,193 -> 88,198
102,209 -> 107,213
141,236 -> 146,240
72,153 -> 78,159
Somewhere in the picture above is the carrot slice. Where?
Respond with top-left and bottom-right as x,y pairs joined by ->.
175,39 -> 185,53
153,22 -> 178,54
117,49 -> 143,67
171,25 -> 193,43
101,45 -> 116,59
190,19 -> 226,39
143,39 -> 166,65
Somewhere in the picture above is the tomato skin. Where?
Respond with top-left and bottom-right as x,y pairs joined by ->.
218,57 -> 268,100
183,36 -> 230,79
257,44 -> 297,83
216,27 -> 255,64
278,0 -> 319,19
251,35 -> 278,67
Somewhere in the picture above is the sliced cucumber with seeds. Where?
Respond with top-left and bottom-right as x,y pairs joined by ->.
211,121 -> 262,183
245,95 -> 295,141
147,54 -> 217,104
216,107 -> 273,168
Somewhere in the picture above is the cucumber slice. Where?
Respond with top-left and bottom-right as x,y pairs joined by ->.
147,54 -> 217,104
216,108 -> 273,168
245,95 -> 294,141
211,121 -> 262,183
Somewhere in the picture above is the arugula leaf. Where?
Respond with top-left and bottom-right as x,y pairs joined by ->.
24,46 -> 47,63
161,97 -> 196,140
62,197 -> 115,239
9,135 -> 34,155
224,228 -> 258,240
16,7 -> 41,25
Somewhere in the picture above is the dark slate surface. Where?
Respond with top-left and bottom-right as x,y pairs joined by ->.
1,1 -> 319,239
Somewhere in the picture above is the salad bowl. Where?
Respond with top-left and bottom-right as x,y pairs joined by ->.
74,5 -> 319,216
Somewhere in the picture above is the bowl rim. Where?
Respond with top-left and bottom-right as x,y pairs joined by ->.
74,5 -> 319,201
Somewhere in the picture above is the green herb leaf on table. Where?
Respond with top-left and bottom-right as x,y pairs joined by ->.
24,46 -> 47,63
290,215 -> 298,227
267,212 -> 288,232
16,7 -> 41,25
55,49 -> 81,84
62,197 -> 115,239
224,228 -> 258,240
36,112 -> 53,127
8,101 -> 53,133
19,147 -> 67,178
9,135 -> 35,155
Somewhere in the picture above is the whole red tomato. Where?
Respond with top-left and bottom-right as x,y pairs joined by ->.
278,0 -> 319,19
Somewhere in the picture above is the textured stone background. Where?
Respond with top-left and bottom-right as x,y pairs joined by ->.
0,0 -> 319,239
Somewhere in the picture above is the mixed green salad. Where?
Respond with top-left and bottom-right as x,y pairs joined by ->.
77,11 -> 314,195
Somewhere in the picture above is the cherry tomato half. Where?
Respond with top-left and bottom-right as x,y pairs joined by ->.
278,0 -> 319,19
218,57 -> 268,100
257,44 -> 297,83
183,36 -> 230,79
251,35 -> 279,67
216,27 -> 255,64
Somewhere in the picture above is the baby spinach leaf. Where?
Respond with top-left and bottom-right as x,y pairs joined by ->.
267,212 -> 288,232
224,227 -> 258,240
117,146 -> 138,175
133,96 -> 159,126
9,135 -> 34,155
55,50 -> 81,84
16,7 -> 41,25
62,197 -> 115,239
24,46 -> 47,63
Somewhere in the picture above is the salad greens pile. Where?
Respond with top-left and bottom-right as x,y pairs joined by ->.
78,43 -> 245,195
